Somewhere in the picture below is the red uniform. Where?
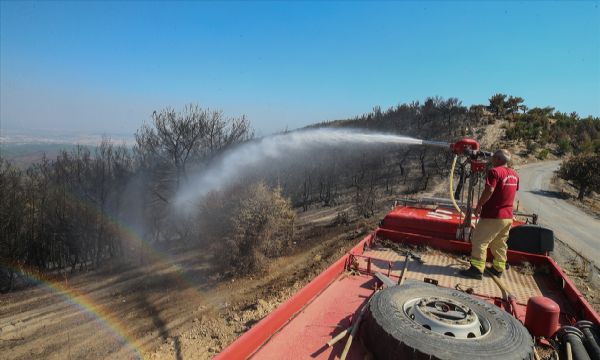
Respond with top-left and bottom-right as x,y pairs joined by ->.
480,166 -> 519,219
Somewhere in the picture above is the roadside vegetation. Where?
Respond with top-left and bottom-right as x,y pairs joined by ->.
484,94 -> 600,204
558,154 -> 600,200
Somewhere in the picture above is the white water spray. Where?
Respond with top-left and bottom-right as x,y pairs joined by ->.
174,128 -> 423,211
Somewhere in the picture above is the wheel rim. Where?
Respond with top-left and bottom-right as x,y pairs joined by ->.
403,296 -> 491,339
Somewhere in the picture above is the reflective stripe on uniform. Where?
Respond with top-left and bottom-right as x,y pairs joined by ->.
470,258 -> 486,272
493,260 -> 506,272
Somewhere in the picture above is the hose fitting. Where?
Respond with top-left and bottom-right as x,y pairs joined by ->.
559,326 -> 592,360
576,321 -> 600,360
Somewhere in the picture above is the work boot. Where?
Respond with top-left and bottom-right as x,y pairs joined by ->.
487,267 -> 503,278
458,265 -> 483,280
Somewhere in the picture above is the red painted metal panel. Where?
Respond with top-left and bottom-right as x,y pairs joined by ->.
216,235 -> 372,359
381,206 -> 525,241
381,207 -> 461,240
545,256 -> 600,324
251,276 -> 374,359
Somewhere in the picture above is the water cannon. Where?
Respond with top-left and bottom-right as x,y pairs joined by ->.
420,137 -> 494,242
450,138 -> 479,155
422,138 -> 492,158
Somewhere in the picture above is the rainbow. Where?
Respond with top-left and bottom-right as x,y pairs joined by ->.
2,188 -> 211,358
59,189 -> 211,300
2,262 -> 144,359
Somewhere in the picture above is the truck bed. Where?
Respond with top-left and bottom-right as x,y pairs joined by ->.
218,225 -> 600,359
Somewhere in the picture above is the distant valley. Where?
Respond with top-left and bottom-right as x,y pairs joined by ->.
0,129 -> 134,167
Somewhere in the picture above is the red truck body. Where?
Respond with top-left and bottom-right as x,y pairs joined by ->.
218,204 -> 600,359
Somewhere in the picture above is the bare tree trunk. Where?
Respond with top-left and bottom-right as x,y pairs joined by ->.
578,185 -> 587,201
419,150 -> 427,177
302,175 -> 311,212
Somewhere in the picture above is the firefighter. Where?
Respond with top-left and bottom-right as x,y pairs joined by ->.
459,149 -> 519,280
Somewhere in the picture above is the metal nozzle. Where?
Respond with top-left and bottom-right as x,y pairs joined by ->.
421,140 -> 452,149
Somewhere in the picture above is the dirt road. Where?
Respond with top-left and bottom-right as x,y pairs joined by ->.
516,160 -> 600,265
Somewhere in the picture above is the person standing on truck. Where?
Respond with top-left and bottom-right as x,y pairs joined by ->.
459,149 -> 519,280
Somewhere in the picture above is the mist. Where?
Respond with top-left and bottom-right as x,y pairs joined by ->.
173,128 -> 423,212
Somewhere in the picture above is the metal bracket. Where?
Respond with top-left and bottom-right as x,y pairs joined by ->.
374,272 -> 396,288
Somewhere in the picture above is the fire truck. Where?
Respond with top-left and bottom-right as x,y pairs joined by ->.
219,138 -> 600,360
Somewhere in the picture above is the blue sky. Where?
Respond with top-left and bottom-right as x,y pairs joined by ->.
1,1 -> 599,136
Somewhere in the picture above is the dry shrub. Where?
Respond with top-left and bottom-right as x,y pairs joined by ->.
331,210 -> 350,226
200,182 -> 296,276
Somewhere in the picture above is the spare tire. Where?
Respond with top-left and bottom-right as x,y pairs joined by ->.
362,281 -> 533,360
